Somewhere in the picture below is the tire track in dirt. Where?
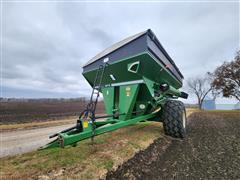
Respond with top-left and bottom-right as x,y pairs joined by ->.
106,112 -> 240,179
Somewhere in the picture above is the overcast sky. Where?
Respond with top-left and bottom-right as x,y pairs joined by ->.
1,1 -> 239,104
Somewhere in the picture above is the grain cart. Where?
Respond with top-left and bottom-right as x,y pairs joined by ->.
41,29 -> 188,149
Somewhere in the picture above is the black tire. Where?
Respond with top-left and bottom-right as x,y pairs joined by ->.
161,100 -> 186,138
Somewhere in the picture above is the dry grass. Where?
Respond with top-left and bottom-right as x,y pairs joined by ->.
0,122 -> 163,180
186,108 -> 199,117
204,109 -> 240,113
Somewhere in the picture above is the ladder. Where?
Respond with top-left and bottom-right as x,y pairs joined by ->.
88,64 -> 107,114
78,63 -> 108,139
49,63 -> 108,140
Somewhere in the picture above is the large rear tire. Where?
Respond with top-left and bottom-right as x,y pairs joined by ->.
161,100 -> 186,138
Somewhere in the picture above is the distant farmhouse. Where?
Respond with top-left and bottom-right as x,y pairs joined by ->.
202,98 -> 240,110
202,97 -> 216,110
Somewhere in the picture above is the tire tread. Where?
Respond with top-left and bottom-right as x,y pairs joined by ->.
161,100 -> 186,138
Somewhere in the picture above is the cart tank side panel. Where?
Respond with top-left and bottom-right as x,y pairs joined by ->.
82,53 -> 182,89
101,83 -> 155,117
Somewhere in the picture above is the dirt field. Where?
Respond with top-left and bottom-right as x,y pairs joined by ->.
107,111 -> 240,179
0,117 -> 76,131
0,100 -> 104,125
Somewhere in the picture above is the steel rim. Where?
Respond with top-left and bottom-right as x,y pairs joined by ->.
182,112 -> 186,129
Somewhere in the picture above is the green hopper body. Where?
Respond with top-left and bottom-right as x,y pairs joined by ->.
41,29 -> 187,149
82,29 -> 184,118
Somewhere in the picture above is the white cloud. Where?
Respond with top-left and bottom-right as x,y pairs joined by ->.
2,2 -> 239,103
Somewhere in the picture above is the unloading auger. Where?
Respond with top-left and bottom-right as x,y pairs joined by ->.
41,29 -> 188,149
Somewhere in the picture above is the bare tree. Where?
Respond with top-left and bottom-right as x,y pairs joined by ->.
207,72 -> 220,100
187,74 -> 213,109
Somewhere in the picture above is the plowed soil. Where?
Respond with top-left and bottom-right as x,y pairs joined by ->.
106,111 -> 240,179
0,100 -> 104,124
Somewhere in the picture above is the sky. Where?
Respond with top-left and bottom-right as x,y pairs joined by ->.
1,1 -> 239,104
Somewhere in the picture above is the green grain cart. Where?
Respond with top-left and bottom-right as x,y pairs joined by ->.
42,29 -> 188,149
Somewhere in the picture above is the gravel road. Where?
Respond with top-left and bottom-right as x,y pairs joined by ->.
0,123 -> 74,157
107,111 -> 240,179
